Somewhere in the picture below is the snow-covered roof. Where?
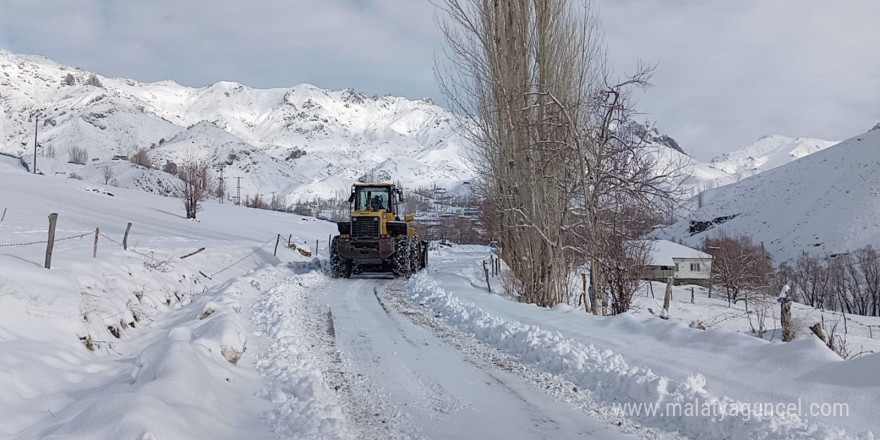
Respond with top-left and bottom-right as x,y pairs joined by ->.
644,239 -> 712,266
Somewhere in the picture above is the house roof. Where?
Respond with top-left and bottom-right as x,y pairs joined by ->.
644,239 -> 712,266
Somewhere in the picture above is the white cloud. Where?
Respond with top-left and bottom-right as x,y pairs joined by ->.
602,0 -> 880,159
0,0 -> 442,99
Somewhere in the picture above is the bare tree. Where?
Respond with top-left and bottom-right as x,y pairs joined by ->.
437,216 -> 485,244
792,253 -> 829,308
436,0 -> 586,306
86,73 -> 103,88
292,201 -> 312,217
600,200 -> 656,314
269,193 -> 288,212
177,155 -> 214,219
215,174 -> 226,202
162,160 -> 178,175
67,146 -> 88,165
245,194 -> 268,210
101,165 -> 114,185
436,0 -> 684,310
703,233 -> 771,306
62,73 -> 76,86
856,246 -> 880,316
131,147 -> 152,169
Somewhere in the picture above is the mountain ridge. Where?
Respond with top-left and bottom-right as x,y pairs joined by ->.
662,127 -> 880,262
0,48 -> 840,213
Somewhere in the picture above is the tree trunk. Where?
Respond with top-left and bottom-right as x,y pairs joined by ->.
591,259 -> 603,315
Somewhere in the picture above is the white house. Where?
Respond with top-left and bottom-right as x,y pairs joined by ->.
641,240 -> 713,286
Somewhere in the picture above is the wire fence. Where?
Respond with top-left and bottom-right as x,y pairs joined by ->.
98,232 -> 165,263
0,231 -> 91,248
207,236 -> 278,279
1,214 -> 312,287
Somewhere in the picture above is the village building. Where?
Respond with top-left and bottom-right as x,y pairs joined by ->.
641,239 -> 713,286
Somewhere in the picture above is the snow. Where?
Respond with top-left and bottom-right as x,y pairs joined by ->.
251,270 -> 349,439
643,239 -> 712,266
324,277 -> 639,439
3,141 -> 880,439
0,162 -> 337,439
1,48 -> 837,208
709,135 -> 838,176
0,49 -> 475,203
663,127 -> 880,262
2,46 -> 878,440
403,245 -> 880,439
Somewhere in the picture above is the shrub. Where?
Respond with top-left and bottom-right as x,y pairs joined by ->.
68,146 -> 88,165
130,147 -> 152,168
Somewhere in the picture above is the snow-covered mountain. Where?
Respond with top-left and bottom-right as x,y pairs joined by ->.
1,48 -> 840,211
628,123 -> 838,200
0,49 -> 473,202
708,134 -> 838,182
662,125 -> 880,262
675,135 -> 839,198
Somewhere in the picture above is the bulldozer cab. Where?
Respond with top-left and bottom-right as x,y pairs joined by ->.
350,184 -> 401,217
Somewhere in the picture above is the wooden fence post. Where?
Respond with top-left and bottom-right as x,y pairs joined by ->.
315,239 -> 319,257
45,213 -> 58,269
810,322 -> 828,345
274,234 -> 281,256
288,234 -> 292,247
482,260 -> 491,292
180,247 -> 206,259
779,285 -> 794,342
690,287 -> 695,304
1,207 -> 7,222
661,277 -> 673,319
581,273 -> 592,313
93,228 -> 99,258
122,222 -> 132,250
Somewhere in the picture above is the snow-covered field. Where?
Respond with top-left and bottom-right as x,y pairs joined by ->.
405,245 -> 880,439
0,157 -> 337,439
3,152 -> 878,439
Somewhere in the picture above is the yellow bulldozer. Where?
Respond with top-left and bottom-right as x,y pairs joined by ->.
330,182 -> 427,278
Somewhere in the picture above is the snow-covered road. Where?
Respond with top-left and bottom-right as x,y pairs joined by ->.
322,276 -> 635,440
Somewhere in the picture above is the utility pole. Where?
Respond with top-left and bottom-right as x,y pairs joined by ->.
235,177 -> 242,206
218,168 -> 224,204
33,115 -> 39,174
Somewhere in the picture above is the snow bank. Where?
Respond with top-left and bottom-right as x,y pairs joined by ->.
251,270 -> 350,440
404,273 -> 863,440
14,269 -> 273,440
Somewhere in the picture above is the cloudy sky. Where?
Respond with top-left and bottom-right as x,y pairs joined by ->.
1,0 -> 878,160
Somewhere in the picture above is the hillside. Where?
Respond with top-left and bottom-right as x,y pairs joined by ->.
662,125 -> 880,262
709,135 -> 838,176
0,49 -> 473,202
3,48 -> 843,210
